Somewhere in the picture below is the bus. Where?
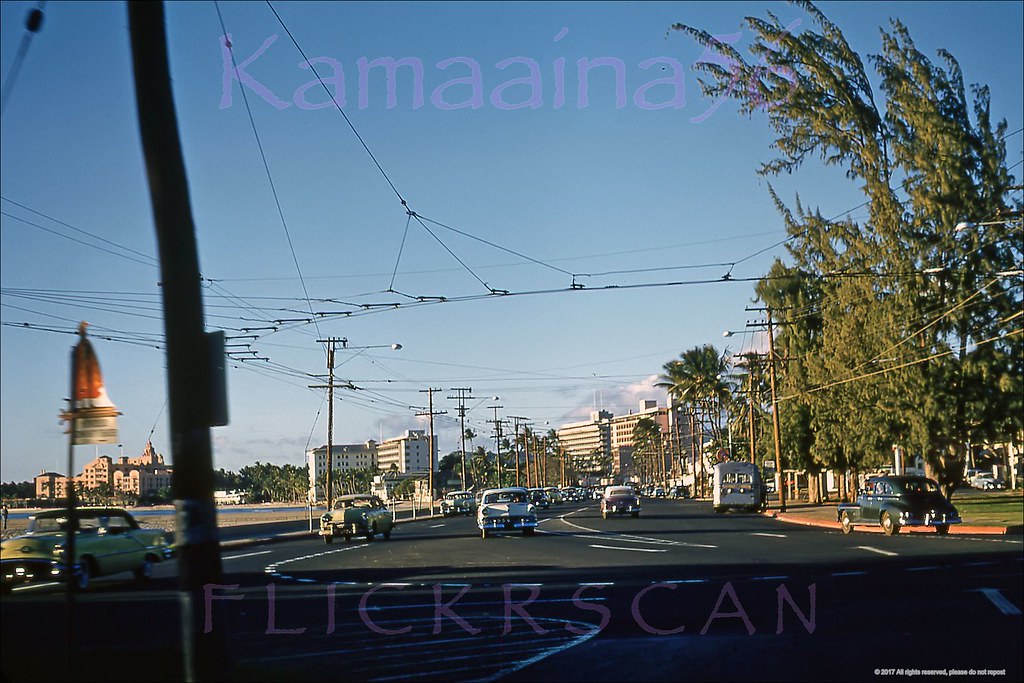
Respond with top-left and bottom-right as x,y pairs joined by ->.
712,461 -> 767,513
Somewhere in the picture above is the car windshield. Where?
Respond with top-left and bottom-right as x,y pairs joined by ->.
899,479 -> 940,494
336,498 -> 377,509
484,491 -> 527,504
606,487 -> 632,497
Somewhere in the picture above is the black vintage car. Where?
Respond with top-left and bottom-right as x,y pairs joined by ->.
837,475 -> 961,535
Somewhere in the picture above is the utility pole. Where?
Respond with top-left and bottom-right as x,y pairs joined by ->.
417,388 -> 446,512
489,405 -> 504,487
766,307 -> 786,511
746,306 -> 787,512
129,4 -> 225,679
311,338 -> 349,510
510,416 -> 528,487
448,388 -> 474,489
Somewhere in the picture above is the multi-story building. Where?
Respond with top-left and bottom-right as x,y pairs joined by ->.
306,441 -> 378,501
33,441 -> 174,499
376,430 -> 433,474
556,410 -> 613,478
608,400 -> 672,475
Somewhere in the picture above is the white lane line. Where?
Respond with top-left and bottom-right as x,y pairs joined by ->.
559,516 -> 716,549
832,571 -> 868,577
750,532 -> 787,538
751,575 -> 789,581
905,566 -> 941,572
223,550 -> 272,560
429,524 -> 445,528
589,544 -> 666,553
856,546 -> 898,557
971,588 -> 1022,616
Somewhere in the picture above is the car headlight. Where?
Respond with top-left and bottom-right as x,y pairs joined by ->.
527,504 -> 535,514
320,514 -> 331,523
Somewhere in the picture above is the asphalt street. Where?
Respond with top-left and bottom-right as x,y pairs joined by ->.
2,498 -> 1021,682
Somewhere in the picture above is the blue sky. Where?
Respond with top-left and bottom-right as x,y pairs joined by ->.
1,1 -> 1021,483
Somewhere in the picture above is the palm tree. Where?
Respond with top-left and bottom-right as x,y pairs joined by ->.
632,417 -> 662,488
656,345 -> 733,496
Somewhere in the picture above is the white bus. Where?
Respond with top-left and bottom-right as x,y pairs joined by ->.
712,461 -> 767,513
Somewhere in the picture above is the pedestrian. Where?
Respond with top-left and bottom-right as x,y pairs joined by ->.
1,504 -> 8,531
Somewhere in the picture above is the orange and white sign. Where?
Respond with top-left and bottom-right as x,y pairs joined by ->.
65,322 -> 120,445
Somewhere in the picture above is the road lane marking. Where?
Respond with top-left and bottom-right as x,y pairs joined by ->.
559,516 -> 716,549
856,546 -> 898,557
905,566 -> 941,572
589,544 -> 666,553
429,524 -> 445,528
750,532 -> 787,538
223,550 -> 272,560
971,588 -> 1022,616
832,571 -> 868,577
11,581 -> 62,592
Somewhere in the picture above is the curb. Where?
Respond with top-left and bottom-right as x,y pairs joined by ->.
762,510 -> 1015,535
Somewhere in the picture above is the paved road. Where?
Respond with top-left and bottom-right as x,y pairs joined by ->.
2,498 -> 1021,682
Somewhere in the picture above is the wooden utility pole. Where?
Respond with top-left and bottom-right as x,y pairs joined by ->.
417,388 -> 446,513
448,388 -> 473,489
766,307 -> 786,511
510,417 -> 528,487
312,338 -> 348,510
488,405 -> 504,487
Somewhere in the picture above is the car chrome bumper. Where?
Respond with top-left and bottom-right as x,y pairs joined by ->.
1,558 -> 68,586
900,514 -> 962,527
478,517 -> 538,530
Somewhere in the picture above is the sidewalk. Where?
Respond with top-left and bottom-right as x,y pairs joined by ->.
761,501 -> 1021,535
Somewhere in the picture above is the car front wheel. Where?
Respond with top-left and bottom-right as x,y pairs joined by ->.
74,559 -> 93,592
881,511 -> 900,535
935,524 -> 950,536
840,511 -> 854,534
133,557 -> 154,581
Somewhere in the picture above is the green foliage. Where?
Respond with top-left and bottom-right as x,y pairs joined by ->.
673,2 -> 1021,497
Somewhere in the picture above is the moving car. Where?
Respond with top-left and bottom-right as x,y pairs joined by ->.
712,461 -> 767,513
601,485 -> 640,519
440,490 -> 476,516
527,488 -> 550,509
1,507 -> 173,592
837,475 -> 961,535
477,487 -> 538,538
320,494 -> 394,543
543,486 -> 563,505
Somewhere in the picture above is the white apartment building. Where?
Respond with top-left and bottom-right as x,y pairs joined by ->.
306,441 -> 377,501
556,411 -> 613,475
376,430 -> 433,474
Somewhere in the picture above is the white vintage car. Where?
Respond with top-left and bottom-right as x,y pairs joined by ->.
476,487 -> 538,539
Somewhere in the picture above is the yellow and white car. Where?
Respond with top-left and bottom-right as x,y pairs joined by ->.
1,507 -> 173,592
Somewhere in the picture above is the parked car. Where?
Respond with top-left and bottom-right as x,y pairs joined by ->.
440,490 -> 476,516
601,485 -> 640,519
653,487 -> 666,498
970,472 -> 1006,490
1,507 -> 173,592
320,494 -> 394,543
837,475 -> 961,535
477,487 -> 538,538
